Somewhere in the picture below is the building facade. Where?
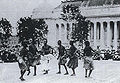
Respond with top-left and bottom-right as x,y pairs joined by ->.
32,0 -> 120,50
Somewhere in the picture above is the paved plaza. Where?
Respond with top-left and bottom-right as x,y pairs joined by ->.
1,58 -> 120,83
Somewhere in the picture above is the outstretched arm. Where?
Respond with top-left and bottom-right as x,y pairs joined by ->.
91,47 -> 95,52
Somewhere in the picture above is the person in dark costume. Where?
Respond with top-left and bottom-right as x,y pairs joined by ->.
83,41 -> 94,78
18,43 -> 30,81
67,41 -> 78,76
56,40 -> 68,75
41,39 -> 53,74
28,39 -> 39,76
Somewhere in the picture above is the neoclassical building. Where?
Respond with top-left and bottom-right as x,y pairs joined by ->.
32,0 -> 120,50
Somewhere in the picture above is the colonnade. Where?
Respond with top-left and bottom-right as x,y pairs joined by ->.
90,20 -> 120,50
55,20 -> 120,50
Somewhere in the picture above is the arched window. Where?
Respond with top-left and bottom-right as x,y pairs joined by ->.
110,21 -> 114,40
61,23 -> 65,42
56,24 -> 59,41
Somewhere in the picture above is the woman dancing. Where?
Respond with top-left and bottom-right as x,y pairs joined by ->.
83,41 -> 94,78
67,41 -> 78,76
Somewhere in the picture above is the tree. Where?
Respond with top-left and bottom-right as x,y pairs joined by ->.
61,4 -> 91,46
17,17 -> 48,44
0,18 -> 12,45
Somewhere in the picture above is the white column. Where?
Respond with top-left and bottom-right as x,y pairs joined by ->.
100,21 -> 104,49
114,21 -> 118,51
107,21 -> 111,49
93,22 -> 97,49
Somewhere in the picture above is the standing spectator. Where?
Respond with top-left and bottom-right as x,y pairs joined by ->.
56,40 -> 68,75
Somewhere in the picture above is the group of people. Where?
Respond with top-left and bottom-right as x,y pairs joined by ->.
56,40 -> 94,77
16,39 -> 95,81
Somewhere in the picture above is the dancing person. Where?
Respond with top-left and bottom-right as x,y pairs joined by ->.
83,41 -> 94,78
18,42 -> 30,81
28,39 -> 38,76
41,39 -> 54,74
56,40 -> 68,75
67,41 -> 78,76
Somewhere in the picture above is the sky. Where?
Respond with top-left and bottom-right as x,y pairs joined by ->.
0,0 -> 62,27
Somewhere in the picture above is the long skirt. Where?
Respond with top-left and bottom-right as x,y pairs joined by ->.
67,57 -> 78,69
83,57 -> 94,70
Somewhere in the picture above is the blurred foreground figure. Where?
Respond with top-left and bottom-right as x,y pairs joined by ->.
17,42 -> 30,81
